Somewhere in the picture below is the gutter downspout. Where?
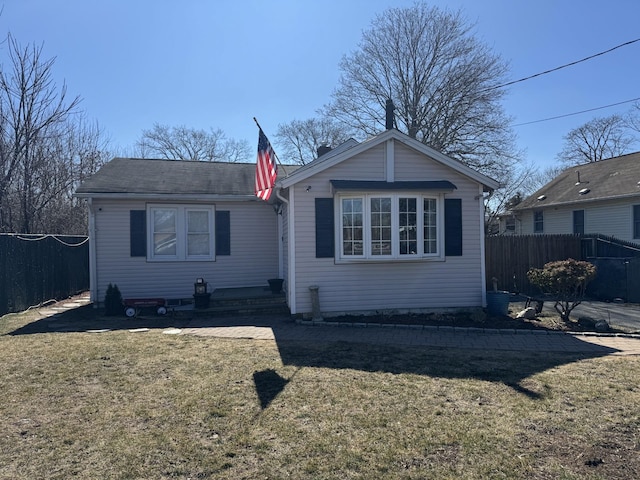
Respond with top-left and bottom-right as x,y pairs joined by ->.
479,186 -> 489,308
276,187 -> 294,313
87,198 -> 98,306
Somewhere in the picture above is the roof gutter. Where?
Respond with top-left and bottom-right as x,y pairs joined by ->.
73,193 -> 259,201
514,191 -> 640,212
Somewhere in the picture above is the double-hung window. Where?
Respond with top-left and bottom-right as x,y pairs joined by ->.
533,210 -> 544,233
148,205 -> 214,261
339,194 -> 443,260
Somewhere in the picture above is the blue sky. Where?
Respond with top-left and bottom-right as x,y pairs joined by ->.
3,0 -> 639,169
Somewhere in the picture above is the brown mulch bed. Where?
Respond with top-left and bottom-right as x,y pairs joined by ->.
323,303 -> 620,333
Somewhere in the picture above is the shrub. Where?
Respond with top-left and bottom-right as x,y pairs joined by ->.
527,259 -> 596,323
104,283 -> 123,316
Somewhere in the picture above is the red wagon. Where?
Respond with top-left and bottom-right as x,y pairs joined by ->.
123,298 -> 168,317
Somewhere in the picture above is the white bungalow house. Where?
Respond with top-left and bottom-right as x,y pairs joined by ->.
509,151 -> 640,242
75,128 -> 499,317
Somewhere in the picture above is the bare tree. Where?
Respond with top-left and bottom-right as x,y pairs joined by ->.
275,117 -> 354,164
0,34 -> 102,234
135,123 -> 251,162
528,164 -> 566,193
625,101 -> 640,136
557,114 -> 635,165
484,162 -> 539,232
323,3 -> 519,179
33,117 -> 111,234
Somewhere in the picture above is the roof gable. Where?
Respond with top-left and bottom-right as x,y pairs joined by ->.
279,129 -> 499,191
515,151 -> 640,210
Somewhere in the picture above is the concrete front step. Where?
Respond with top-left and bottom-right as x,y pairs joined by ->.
178,302 -> 290,317
210,296 -> 286,308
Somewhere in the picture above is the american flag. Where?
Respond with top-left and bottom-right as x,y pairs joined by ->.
255,128 -> 277,201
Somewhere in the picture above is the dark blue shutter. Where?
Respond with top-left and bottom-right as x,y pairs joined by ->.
315,198 -> 334,258
130,210 -> 147,257
444,199 -> 462,256
215,210 -> 231,256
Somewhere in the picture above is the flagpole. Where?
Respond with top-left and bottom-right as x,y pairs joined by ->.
253,117 -> 288,174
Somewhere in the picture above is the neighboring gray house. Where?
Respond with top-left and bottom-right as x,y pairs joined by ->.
76,128 -> 499,317
510,151 -> 640,242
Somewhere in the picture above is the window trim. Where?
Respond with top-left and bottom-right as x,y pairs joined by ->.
633,205 -> 640,239
147,204 -> 215,262
336,192 -> 444,262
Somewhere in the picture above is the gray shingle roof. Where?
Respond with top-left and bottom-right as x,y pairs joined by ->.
514,152 -> 640,211
76,158 -> 297,197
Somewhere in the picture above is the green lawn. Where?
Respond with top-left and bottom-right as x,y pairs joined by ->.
0,308 -> 638,479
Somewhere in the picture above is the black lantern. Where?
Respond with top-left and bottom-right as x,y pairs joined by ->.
194,278 -> 207,295
193,278 -> 211,309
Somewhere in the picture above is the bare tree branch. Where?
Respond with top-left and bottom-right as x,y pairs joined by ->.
0,33 -> 104,234
557,114 -> 636,165
323,3 -> 519,179
134,123 -> 251,162
275,117 -> 355,164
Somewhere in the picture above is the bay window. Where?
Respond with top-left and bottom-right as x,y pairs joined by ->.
340,194 -> 443,260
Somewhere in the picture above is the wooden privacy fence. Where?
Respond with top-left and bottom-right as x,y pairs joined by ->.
485,235 -> 583,296
0,234 -> 89,316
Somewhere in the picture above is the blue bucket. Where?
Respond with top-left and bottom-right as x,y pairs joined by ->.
486,291 -> 510,316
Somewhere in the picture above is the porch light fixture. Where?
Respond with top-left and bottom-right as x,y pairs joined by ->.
194,278 -> 207,295
578,188 -> 591,195
537,195 -> 546,201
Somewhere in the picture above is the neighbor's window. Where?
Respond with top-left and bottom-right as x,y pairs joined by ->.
533,210 -> 544,233
340,194 -> 442,260
148,205 -> 214,261
634,205 -> 640,239
573,210 -> 584,235
505,216 -> 516,233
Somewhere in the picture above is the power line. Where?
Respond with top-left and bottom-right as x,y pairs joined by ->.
483,38 -> 640,92
513,96 -> 640,127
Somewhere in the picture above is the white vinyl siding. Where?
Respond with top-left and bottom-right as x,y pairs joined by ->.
92,199 -> 279,302
516,199 -> 640,242
518,198 -> 640,242
290,140 -> 485,315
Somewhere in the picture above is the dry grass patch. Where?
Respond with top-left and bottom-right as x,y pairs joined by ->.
0,308 -> 638,479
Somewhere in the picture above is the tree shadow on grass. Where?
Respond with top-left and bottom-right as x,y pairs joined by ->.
7,306 -> 620,401
6,304 -> 192,335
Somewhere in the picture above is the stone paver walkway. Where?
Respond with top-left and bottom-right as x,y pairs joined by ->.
22,295 -> 640,356
180,316 -> 640,356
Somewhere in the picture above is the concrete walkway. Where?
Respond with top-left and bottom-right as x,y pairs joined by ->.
181,315 -> 640,356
